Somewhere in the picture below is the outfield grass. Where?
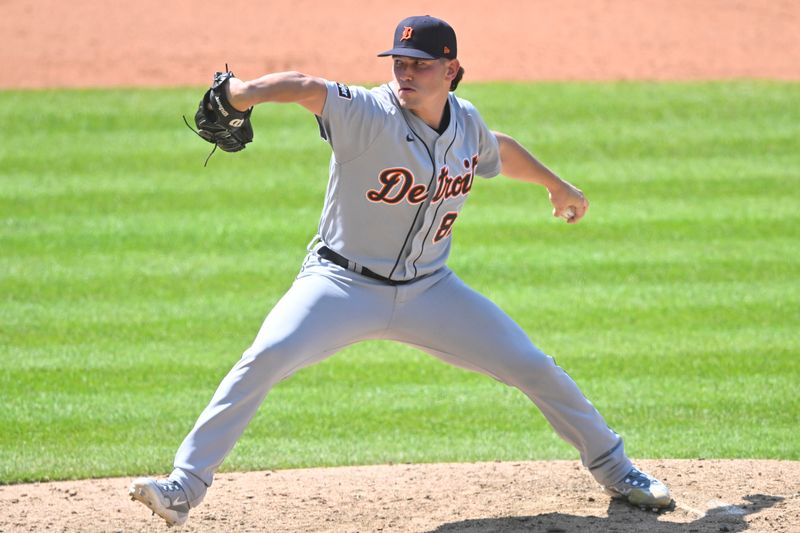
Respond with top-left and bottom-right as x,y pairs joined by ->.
1,82 -> 798,483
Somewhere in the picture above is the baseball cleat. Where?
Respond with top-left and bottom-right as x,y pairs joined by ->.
129,477 -> 190,527
604,467 -> 672,510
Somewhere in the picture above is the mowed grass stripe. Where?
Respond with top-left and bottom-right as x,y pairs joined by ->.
1,82 -> 798,483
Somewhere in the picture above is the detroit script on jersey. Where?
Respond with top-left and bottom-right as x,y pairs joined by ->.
366,155 -> 480,244
314,81 -> 501,281
367,155 -> 480,205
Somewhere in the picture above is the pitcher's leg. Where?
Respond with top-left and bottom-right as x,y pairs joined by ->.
392,271 -> 631,486
171,271 -> 393,506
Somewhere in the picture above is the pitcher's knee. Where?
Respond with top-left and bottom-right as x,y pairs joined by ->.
240,338 -> 306,378
497,348 -> 562,387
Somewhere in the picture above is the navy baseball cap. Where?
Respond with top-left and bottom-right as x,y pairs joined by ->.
377,16 -> 457,60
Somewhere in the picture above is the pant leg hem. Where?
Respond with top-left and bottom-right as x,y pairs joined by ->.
170,467 -> 208,508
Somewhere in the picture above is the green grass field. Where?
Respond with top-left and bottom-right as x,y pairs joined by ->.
1,82 -> 798,484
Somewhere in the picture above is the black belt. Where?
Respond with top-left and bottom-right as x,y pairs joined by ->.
316,246 -> 415,285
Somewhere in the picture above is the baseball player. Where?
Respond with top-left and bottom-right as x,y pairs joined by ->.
129,15 -> 672,527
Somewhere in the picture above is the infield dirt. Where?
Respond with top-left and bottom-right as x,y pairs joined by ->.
2,460 -> 799,532
2,0 -> 799,87
2,1 -> 799,532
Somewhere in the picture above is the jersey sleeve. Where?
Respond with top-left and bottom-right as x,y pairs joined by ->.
471,106 -> 502,178
315,80 -> 388,162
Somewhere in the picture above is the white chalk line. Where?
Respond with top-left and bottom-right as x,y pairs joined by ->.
674,501 -> 706,517
674,498 -> 747,518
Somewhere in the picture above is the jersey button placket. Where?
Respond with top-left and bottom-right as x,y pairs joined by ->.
410,131 -> 453,276
404,145 -> 438,276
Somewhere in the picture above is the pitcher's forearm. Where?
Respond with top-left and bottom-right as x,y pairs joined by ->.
227,72 -> 327,114
494,131 -> 564,191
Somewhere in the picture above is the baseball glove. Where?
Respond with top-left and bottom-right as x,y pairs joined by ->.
192,69 -> 253,155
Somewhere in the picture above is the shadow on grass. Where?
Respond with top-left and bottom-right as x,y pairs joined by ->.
426,494 -> 782,533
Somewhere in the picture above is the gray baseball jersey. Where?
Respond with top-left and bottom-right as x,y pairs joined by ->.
167,80 -> 632,509
314,81 -> 501,281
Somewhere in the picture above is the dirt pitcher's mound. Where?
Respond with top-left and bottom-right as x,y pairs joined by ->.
1,460 -> 798,532
4,0 -> 800,88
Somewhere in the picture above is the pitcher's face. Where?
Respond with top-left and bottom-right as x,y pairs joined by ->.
391,56 -> 457,111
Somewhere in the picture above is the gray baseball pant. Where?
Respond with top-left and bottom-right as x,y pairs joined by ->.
170,253 -> 632,506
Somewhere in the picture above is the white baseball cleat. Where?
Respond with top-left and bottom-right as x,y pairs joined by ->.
604,467 -> 672,511
129,477 -> 190,527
